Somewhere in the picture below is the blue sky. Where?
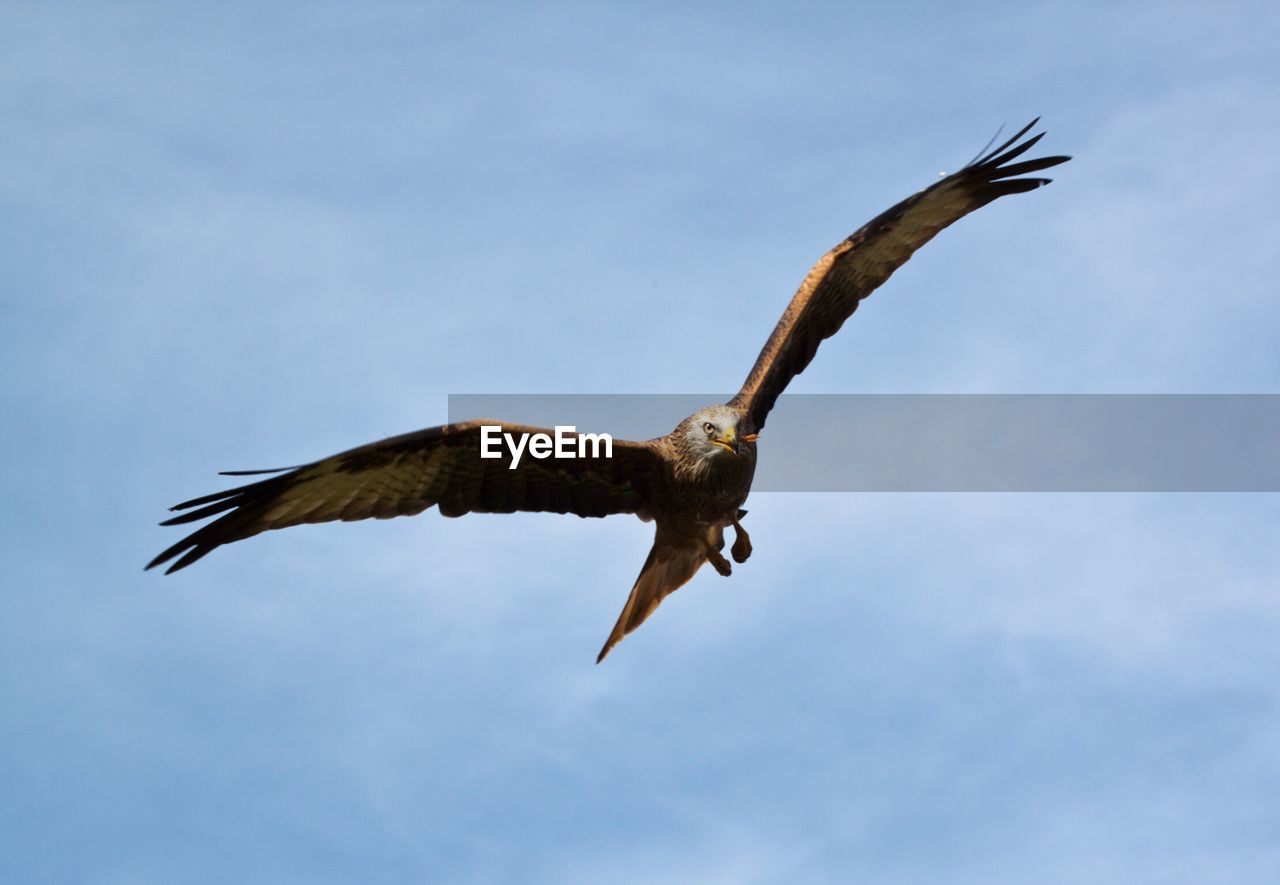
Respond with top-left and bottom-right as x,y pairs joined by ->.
3,1 -> 1279,882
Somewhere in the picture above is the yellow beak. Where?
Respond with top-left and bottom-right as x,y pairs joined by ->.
712,429 -> 757,455
711,427 -> 735,453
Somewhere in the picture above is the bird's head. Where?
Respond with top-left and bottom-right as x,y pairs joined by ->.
680,404 -> 757,461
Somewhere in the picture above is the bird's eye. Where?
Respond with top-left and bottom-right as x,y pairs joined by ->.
703,422 -> 715,435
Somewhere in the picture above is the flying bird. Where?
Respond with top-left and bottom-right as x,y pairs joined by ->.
149,119 -> 1070,662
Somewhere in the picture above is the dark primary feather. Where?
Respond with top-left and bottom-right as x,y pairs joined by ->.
148,420 -> 664,574
731,118 -> 1070,432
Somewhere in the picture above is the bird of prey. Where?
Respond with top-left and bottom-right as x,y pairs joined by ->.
149,119 -> 1069,662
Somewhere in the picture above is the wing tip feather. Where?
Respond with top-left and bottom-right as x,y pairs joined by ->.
147,537 -> 216,574
145,543 -> 184,572
968,117 -> 1041,168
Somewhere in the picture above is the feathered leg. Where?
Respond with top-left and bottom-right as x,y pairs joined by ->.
705,543 -> 732,576
731,509 -> 752,564
704,523 -> 732,575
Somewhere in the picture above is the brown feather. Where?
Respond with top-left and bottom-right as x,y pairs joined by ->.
596,530 -> 711,663
150,120 -> 1070,663
148,420 -> 663,574
731,120 -> 1070,431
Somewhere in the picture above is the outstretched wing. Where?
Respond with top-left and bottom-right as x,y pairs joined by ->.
730,118 -> 1070,432
148,420 -> 664,574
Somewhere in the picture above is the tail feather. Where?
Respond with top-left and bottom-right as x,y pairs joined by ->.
596,536 -> 707,663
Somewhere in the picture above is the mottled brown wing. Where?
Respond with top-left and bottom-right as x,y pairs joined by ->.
148,420 -> 664,574
730,119 -> 1070,432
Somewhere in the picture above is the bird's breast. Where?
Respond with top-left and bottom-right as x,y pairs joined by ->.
658,451 -> 755,524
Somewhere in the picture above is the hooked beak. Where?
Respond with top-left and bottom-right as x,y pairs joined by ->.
711,428 -> 736,455
712,429 -> 758,456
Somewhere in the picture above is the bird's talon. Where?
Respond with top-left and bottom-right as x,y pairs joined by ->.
730,518 -> 753,563
707,548 -> 733,576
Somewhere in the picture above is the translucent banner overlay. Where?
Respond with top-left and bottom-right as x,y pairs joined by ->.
448,394 -> 1280,492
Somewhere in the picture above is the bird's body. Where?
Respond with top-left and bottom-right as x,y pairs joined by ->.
150,120 -> 1069,661
656,408 -> 757,523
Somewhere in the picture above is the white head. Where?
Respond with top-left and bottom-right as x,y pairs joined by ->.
680,404 -> 757,462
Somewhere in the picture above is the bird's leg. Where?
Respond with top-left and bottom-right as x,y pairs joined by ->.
730,509 -> 753,564
704,541 -> 733,577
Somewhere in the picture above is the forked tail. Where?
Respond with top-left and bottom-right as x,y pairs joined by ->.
596,533 -> 709,663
